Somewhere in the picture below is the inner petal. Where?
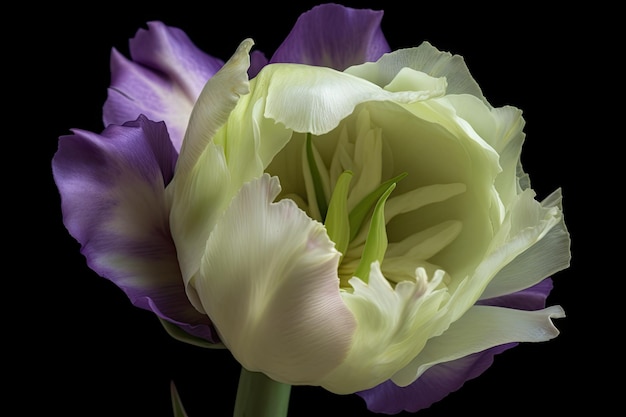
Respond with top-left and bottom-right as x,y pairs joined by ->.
268,103 -> 478,290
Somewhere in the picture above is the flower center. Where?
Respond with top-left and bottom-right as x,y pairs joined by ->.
267,107 -> 466,290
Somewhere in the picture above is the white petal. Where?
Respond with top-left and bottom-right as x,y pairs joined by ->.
195,174 -> 356,384
168,39 -> 254,290
480,188 -> 570,299
345,42 -> 487,105
385,183 -> 467,223
443,94 -> 526,207
321,264 -> 451,394
257,63 -> 428,135
391,304 -> 565,386
383,67 -> 447,98
169,39 -> 294,294
176,38 -> 254,177
386,220 -> 463,259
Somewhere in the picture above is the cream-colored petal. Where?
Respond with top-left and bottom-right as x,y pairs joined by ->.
345,42 -> 487,105
321,264 -> 450,394
256,63 -> 427,135
195,174 -> 356,385
383,67 -> 447,98
175,38 -> 254,178
480,188 -> 570,300
386,220 -> 463,259
391,304 -> 565,386
169,39 -> 294,296
443,94 -> 526,207
168,39 -> 254,295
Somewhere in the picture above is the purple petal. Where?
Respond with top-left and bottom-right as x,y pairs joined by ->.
477,278 -> 554,311
249,50 -> 269,79
103,22 -> 224,152
52,115 -> 218,342
358,344 -> 517,414
270,3 -> 390,70
357,278 -> 555,413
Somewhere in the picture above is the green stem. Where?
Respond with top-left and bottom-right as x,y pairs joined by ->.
233,367 -> 291,417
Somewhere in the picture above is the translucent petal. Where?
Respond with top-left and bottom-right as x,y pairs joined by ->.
257,63 -> 429,135
345,42 -> 487,105
386,220 -> 463,259
443,94 -> 526,207
391,304 -> 565,386
480,189 -> 570,299
358,344 -> 515,414
383,67 -> 447,98
195,175 -> 356,384
385,183 -> 467,223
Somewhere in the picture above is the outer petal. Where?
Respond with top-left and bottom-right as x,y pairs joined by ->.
443,94 -> 526,207
320,266 -> 452,394
478,278 -> 554,311
52,115 -> 217,341
103,21 -> 224,151
248,50 -> 269,78
479,188 -> 570,300
359,276 -> 553,413
358,343 -> 515,414
270,3 -> 390,70
168,39 -> 295,312
195,175 -> 356,384
391,304 -> 565,386
345,42 -> 487,105
258,63 -> 430,135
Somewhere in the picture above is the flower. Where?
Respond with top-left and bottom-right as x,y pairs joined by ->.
52,3 -> 570,414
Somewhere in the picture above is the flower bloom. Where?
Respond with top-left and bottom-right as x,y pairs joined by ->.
52,4 -> 570,414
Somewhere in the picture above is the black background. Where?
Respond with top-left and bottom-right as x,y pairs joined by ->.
17,1 -> 600,415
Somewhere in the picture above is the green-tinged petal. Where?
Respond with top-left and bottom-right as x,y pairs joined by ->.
400,98 -> 501,175
169,39 -> 294,299
385,183 -> 467,224
194,174 -> 356,385
345,42 -> 487,106
303,132 -> 330,220
175,38 -> 254,178
348,172 -> 408,242
431,188 -> 567,327
354,183 -> 395,282
362,99 -> 502,281
443,94 -> 526,207
386,220 -> 463,259
321,264 -> 450,394
345,109 -> 384,209
391,304 -> 565,386
256,63 -> 429,135
351,183 -> 466,248
168,38 -> 254,300
480,188 -> 570,299
383,67 -> 447,98
325,170 -> 353,257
